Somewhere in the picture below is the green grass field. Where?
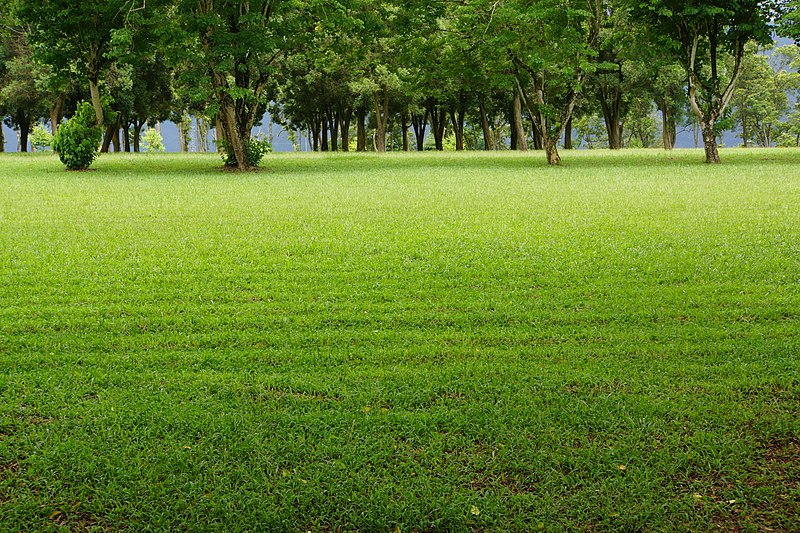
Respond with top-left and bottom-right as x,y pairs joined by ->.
1,149 -> 799,531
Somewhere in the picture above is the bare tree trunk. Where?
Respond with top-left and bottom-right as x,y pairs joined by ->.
372,88 -> 389,152
449,111 -> 465,151
219,103 -> 247,169
411,110 -> 428,151
50,93 -> 65,134
112,126 -> 121,152
661,107 -> 675,150
479,98 -> 493,150
85,44 -> 105,126
0,125 -> 4,152
544,136 -> 561,165
178,119 -> 188,152
17,111 -> 30,152
356,108 -> 367,152
340,108 -> 352,151
598,84 -> 624,149
123,124 -> 131,152
741,119 -> 749,148
564,117 -> 573,149
702,124 -> 720,164
197,118 -> 208,152
513,91 -> 527,151
100,114 -> 122,153
426,98 -> 446,151
133,119 -> 146,153
401,114 -> 409,151
321,116 -> 329,152
330,112 -> 339,151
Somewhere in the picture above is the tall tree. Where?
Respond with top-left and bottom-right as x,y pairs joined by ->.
13,0 -> 145,127
628,0 -> 774,163
176,0 -> 320,168
460,0 -> 602,165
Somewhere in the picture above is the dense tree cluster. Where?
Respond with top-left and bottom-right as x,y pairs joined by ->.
0,0 -> 798,167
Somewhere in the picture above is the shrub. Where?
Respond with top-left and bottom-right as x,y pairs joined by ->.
52,102 -> 102,170
218,137 -> 271,168
142,127 -> 165,152
30,125 -> 53,151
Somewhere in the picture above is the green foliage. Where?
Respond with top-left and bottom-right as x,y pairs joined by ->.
142,127 -> 165,152
218,137 -> 271,167
29,124 -> 52,150
51,101 -> 102,170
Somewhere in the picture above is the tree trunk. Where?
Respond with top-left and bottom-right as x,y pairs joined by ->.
564,117 -> 573,149
220,102 -> 247,169
340,108 -> 352,152
321,117 -> 329,152
101,114 -> 122,153
426,98 -> 446,151
598,83 -> 624,149
50,93 -> 65,134
702,123 -> 720,164
330,112 -> 339,151
449,111 -> 465,151
372,88 -> 389,153
411,111 -> 428,151
356,108 -> 367,152
178,119 -> 188,152
401,114 -> 409,151
661,107 -> 675,150
479,98 -> 493,150
89,78 -> 104,126
309,120 -> 320,152
133,120 -> 144,153
0,125 -> 4,153
544,136 -> 561,165
513,91 -> 527,151
112,125 -> 121,152
741,119 -> 749,148
17,111 -> 30,152
197,118 -> 208,152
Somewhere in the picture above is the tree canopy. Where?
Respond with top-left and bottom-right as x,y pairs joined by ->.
0,0 -> 796,164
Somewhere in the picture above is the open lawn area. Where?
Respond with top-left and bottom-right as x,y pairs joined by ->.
1,150 -> 799,531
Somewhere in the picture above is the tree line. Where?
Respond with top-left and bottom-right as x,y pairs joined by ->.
0,0 -> 799,169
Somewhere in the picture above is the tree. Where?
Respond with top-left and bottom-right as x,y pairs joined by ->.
176,0 -> 315,168
13,0 -> 146,127
628,0 -> 774,163
460,0 -> 602,165
731,44 -> 795,147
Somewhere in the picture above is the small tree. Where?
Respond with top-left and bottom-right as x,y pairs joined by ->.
52,102 -> 102,170
30,124 -> 53,151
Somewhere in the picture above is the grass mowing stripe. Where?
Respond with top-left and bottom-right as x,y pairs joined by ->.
1,149 -> 799,531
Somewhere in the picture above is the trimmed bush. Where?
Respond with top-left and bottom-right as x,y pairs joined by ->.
52,102 -> 102,170
218,137 -> 271,168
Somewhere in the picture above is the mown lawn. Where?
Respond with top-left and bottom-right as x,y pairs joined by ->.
1,149 -> 798,531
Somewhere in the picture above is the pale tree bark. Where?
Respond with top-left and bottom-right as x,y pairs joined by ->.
659,106 -> 676,150
50,93 -> 65,134
599,83 -> 624,149
372,86 -> 389,152
512,89 -> 527,151
87,45 -> 104,127
684,27 -> 745,164
356,107 -> 367,151
479,97 -> 493,150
